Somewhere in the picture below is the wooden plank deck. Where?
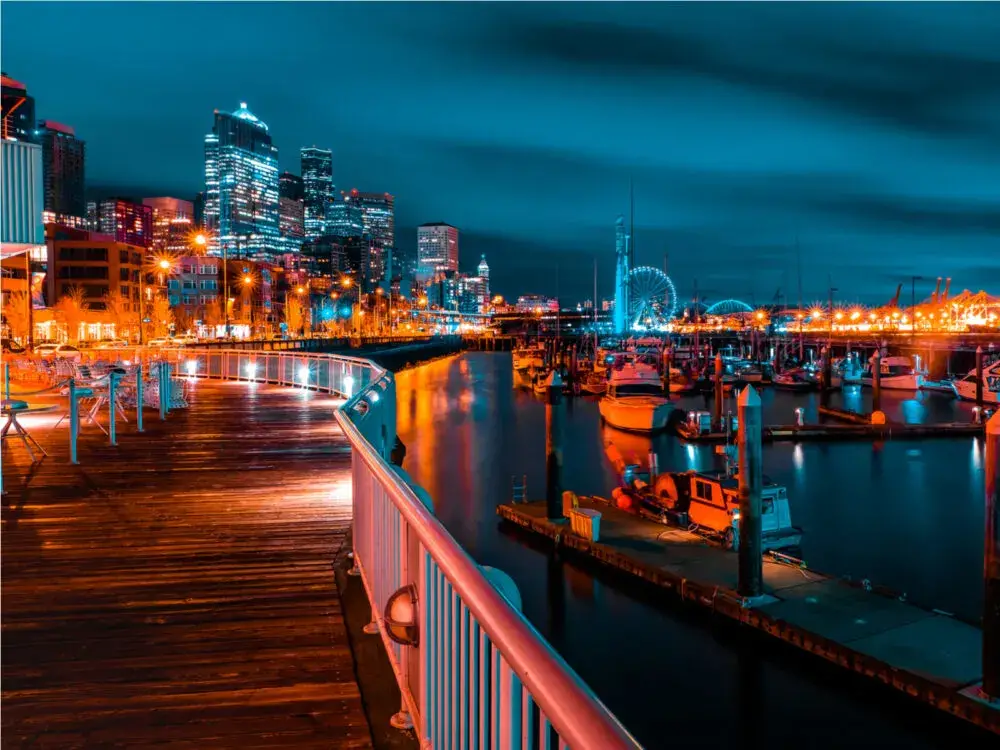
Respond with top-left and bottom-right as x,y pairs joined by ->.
2,380 -> 372,749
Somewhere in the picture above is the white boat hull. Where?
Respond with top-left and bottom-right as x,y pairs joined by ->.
599,397 -> 675,432
952,380 -> 1000,404
861,374 -> 922,390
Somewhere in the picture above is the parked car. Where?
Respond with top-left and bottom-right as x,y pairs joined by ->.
34,343 -> 83,361
146,338 -> 173,347
94,339 -> 130,350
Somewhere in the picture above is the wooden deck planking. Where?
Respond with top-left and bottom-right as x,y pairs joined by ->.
2,380 -> 372,749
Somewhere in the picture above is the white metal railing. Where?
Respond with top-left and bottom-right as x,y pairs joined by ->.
161,347 -> 639,749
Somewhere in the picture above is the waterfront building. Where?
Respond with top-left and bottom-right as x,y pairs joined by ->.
98,198 -> 154,249
516,294 -> 559,312
278,171 -> 305,254
1,73 -> 35,142
203,102 -> 281,261
37,120 -> 86,226
143,197 -> 194,254
301,147 -> 333,241
1,139 -> 45,314
416,222 -> 458,282
45,226 -> 144,313
169,255 -> 220,316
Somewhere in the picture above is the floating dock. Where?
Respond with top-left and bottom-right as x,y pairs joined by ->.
498,498 -> 999,736
680,421 -> 983,443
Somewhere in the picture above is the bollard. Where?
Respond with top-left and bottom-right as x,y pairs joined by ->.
976,345 -> 984,410
872,350 -> 882,413
68,378 -> 79,465
545,370 -> 565,521
737,385 -> 763,598
713,352 -> 724,431
108,371 -> 118,446
136,364 -> 144,432
984,412 -> 1000,699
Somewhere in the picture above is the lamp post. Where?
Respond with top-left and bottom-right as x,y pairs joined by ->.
341,274 -> 360,335
242,274 -> 254,337
139,257 -> 174,345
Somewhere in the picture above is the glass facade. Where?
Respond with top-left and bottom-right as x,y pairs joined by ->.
37,121 -> 86,223
203,102 -> 280,261
143,197 -> 194,254
417,222 -> 459,282
300,147 -> 332,241
325,197 -> 364,238
278,172 -> 304,255
98,198 -> 154,249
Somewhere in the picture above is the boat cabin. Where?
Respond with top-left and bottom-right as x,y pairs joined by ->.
685,470 -> 798,549
684,410 -> 738,435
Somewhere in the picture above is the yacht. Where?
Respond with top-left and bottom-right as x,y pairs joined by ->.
951,360 -> 1000,405
771,368 -> 816,392
512,343 -> 546,389
598,362 -> 675,433
861,355 -> 923,390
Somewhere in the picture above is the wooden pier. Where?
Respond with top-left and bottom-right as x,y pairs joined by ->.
2,381 -> 373,748
498,498 -> 999,736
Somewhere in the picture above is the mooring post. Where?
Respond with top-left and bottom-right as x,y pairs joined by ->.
872,350 -> 882,413
984,411 -> 1000,700
68,378 -> 79,465
737,385 -> 763,598
821,346 -> 833,406
135,364 -> 144,432
714,352 -> 724,431
545,370 -> 565,521
976,345 -> 984,411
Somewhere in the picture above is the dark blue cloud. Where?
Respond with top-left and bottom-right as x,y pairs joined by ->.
3,1 -> 998,305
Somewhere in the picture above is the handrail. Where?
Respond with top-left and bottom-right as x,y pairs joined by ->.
83,345 -> 637,748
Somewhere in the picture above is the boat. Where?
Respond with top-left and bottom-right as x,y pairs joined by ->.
771,368 -> 816,392
512,343 -> 546,373
861,355 -> 923,390
645,469 -> 802,551
598,362 -> 676,433
579,371 -> 608,396
531,369 -> 562,396
920,378 -> 958,396
664,367 -> 698,394
951,360 -> 1000,404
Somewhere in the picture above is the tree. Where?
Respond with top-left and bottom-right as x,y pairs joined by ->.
2,291 -> 30,343
173,305 -> 194,337
54,285 -> 90,343
204,299 -> 223,330
151,295 -> 174,338
102,291 -> 136,342
285,295 -> 304,337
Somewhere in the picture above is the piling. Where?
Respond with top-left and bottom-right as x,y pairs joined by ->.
984,412 -> 1000,699
872,350 -> 882,413
713,352 -> 724,430
737,385 -> 763,598
976,345 -> 984,410
821,346 -> 832,406
545,370 -> 564,521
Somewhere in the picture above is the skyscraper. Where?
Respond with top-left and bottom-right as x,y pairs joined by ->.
477,254 -> 490,304
37,120 -> 86,225
416,222 -> 458,282
203,102 -> 280,260
144,197 -> 195,254
341,189 -> 394,286
1,73 -> 35,142
278,172 -> 304,253
98,198 -> 154,249
300,147 -> 332,241
326,196 -> 364,238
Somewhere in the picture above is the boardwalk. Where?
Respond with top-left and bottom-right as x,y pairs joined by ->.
2,380 -> 372,749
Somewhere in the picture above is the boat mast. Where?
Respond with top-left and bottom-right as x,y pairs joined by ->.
796,237 -> 804,361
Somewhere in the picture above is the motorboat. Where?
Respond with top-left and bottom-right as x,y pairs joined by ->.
645,469 -> 802,551
771,368 -> 817,392
664,367 -> 698,394
579,370 -> 608,396
920,378 -> 958,396
531,369 -> 564,396
735,361 -> 770,384
512,343 -> 546,373
598,362 -> 675,433
951,360 -> 1000,405
861,355 -> 923,390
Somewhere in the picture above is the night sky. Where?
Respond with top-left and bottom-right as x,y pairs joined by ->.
4,2 -> 999,306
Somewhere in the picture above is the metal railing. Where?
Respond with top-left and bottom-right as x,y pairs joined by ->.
159,347 -> 639,749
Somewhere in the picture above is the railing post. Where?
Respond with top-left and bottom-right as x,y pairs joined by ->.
136,364 -> 144,432
68,378 -> 79,465
159,361 -> 169,421
108,371 -> 118,446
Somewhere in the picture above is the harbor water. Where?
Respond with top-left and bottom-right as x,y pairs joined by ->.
395,352 -> 989,749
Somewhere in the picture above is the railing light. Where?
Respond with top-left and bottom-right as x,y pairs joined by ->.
344,374 -> 354,397
370,391 -> 379,403
246,361 -> 257,376
383,585 -> 419,647
185,360 -> 198,376
299,366 -> 310,384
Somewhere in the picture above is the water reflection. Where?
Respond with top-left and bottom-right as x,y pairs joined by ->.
394,353 -> 988,749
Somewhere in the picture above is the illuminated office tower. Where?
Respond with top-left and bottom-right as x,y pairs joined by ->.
300,146 -> 333,241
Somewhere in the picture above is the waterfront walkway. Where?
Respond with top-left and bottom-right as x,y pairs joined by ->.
2,381 -> 372,748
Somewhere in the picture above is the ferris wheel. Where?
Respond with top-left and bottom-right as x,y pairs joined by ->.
627,266 -> 678,329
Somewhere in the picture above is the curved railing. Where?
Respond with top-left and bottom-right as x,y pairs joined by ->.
162,347 -> 639,749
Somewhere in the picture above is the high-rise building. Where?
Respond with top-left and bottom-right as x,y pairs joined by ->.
193,191 -> 206,228
86,201 -> 98,230
278,172 -> 304,254
477,254 -> 490,303
98,198 -> 154,249
203,102 -> 280,261
144,197 -> 195,254
342,189 -> 394,286
37,120 -> 86,224
300,147 -> 332,241
1,73 -> 35,142
417,222 -> 458,282
326,196 -> 364,238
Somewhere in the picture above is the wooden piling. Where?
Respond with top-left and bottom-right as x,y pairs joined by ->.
714,352 -> 724,430
984,412 -> 1000,699
976,345 -> 984,410
872,350 -> 882,413
545,371 -> 564,521
737,385 -> 763,598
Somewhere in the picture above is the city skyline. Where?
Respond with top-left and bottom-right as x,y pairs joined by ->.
3,3 -> 999,304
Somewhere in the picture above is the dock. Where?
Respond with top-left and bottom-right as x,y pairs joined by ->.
679,421 -> 983,443
2,381 -> 374,748
498,498 -> 999,736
